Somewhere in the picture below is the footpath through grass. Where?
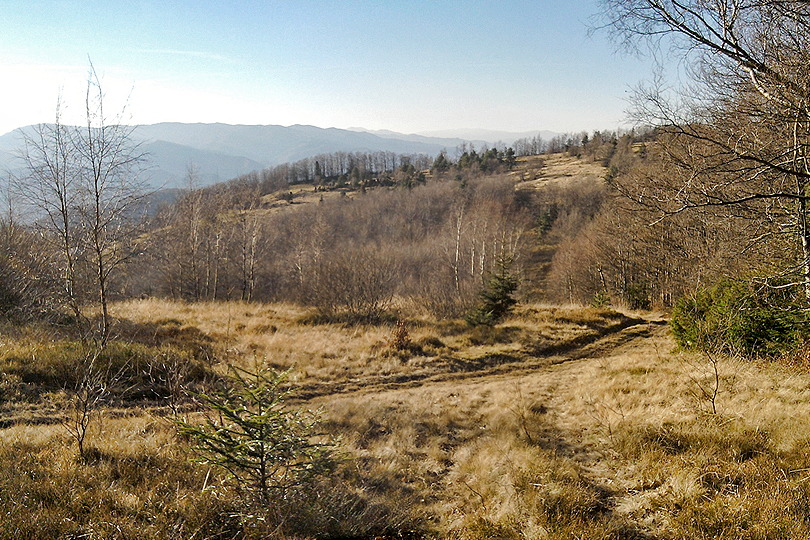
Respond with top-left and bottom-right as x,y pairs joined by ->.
0,300 -> 809,538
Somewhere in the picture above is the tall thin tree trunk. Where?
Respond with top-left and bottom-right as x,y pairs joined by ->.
799,190 -> 810,300
453,208 -> 464,293
793,113 -> 810,300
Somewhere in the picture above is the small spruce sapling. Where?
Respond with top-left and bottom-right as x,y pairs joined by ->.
175,366 -> 334,504
466,256 -> 518,326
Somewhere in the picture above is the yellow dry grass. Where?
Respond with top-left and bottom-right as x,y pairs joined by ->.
513,153 -> 606,191
4,298 -> 810,537
260,183 -> 357,210
109,299 -> 629,392
312,317 -> 810,538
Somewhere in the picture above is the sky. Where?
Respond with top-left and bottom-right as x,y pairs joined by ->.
0,1 -> 661,136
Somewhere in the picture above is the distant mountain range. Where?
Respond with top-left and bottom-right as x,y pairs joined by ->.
0,123 -> 559,188
418,128 -> 560,144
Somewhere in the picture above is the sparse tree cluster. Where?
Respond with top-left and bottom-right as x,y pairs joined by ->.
535,1 -> 810,332
268,175 -> 532,318
143,175 -> 266,302
431,144 -> 518,176
233,150 -> 433,195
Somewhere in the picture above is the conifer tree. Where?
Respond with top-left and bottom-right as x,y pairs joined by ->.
176,366 -> 333,503
466,256 -> 518,326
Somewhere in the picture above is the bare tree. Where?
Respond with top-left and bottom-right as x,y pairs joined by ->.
62,347 -> 124,462
12,64 -> 147,343
600,1 -> 810,296
154,166 -> 207,300
235,209 -> 262,302
14,99 -> 86,328
77,66 -> 147,342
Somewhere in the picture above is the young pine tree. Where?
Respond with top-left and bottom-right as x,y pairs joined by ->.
466,256 -> 518,326
175,366 -> 334,504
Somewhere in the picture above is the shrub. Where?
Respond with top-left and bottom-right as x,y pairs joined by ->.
671,279 -> 810,356
591,290 -> 611,309
306,249 -> 398,322
0,232 -> 60,323
388,320 -> 412,351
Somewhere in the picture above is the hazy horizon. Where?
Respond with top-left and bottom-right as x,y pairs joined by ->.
0,1 -> 665,137
0,121 -> 561,142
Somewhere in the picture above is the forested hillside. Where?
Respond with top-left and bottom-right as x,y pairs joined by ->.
0,119 -> 750,325
122,132 -> 649,319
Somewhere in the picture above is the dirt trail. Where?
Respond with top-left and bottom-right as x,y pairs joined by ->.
295,314 -> 665,402
506,319 -> 676,525
313,315 -> 674,530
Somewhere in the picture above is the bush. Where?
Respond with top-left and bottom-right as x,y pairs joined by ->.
0,224 -> 61,323
671,279 -> 810,356
306,249 -> 398,322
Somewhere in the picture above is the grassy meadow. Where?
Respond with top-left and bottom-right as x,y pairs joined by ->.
0,298 -> 808,538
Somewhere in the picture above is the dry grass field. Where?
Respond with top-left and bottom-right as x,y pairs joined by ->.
512,154 -> 606,191
0,298 -> 809,538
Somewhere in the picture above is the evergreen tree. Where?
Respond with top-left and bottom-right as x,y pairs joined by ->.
175,366 -> 334,503
466,256 -> 518,326
314,160 -> 324,185
432,151 -> 451,172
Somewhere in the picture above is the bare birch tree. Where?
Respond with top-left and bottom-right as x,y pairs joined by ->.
14,99 -> 86,328
12,64 -> 146,344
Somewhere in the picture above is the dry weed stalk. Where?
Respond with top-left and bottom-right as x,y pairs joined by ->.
145,349 -> 192,415
683,351 -> 727,415
508,382 -> 537,445
584,395 -> 626,445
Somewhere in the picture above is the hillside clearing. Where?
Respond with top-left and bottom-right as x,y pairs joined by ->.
1,300 -> 808,538
513,153 -> 605,190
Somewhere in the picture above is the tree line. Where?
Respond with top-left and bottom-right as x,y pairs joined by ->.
233,150 -> 434,195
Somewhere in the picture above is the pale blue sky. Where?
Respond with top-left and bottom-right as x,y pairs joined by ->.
0,1 -> 660,135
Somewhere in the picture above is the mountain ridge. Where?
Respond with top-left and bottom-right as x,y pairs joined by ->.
0,122 -> 559,188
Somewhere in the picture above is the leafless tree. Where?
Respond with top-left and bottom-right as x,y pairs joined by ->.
77,66 -> 148,342
12,64 -> 147,343
600,0 -> 810,296
13,99 -> 86,328
62,347 -> 122,462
